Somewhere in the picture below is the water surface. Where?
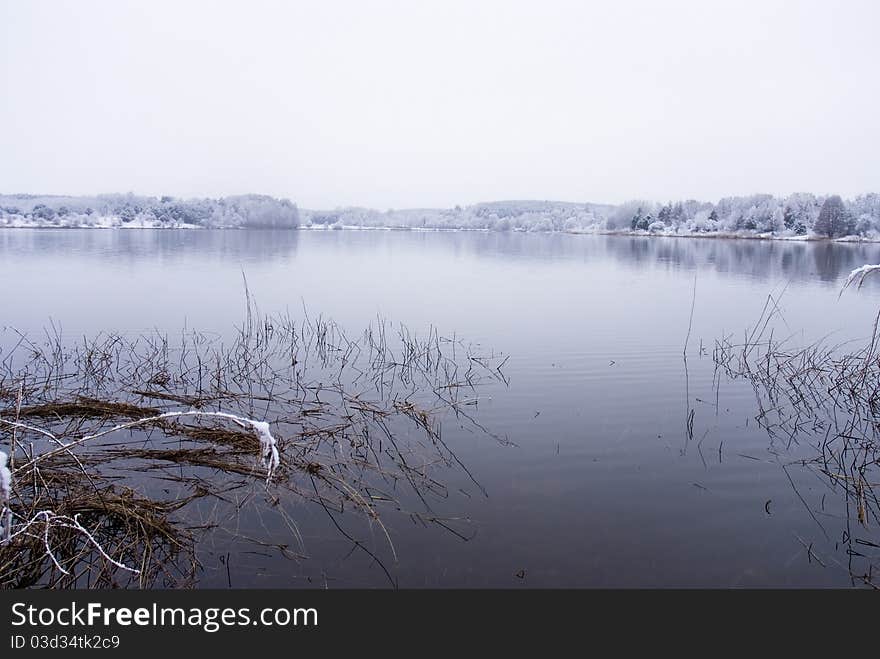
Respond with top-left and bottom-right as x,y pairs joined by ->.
3,229 -> 880,587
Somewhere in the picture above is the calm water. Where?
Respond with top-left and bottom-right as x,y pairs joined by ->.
3,229 -> 880,587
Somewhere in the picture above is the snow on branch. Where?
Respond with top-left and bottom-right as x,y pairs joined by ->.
164,411 -> 281,481
4,510 -> 141,574
1,409 -> 279,561
841,264 -> 880,294
11,410 -> 281,483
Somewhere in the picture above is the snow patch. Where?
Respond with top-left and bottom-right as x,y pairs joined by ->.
0,449 -> 10,541
0,450 -> 9,501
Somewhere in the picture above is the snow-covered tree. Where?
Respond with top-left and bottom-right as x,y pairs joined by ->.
813,195 -> 852,238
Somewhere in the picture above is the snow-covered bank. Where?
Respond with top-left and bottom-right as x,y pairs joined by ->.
298,223 -> 880,243
0,214 -> 204,229
594,229 -> 880,243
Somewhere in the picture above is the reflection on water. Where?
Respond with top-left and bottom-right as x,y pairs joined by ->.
0,227 -> 301,264
2,229 -> 880,587
4,229 -> 880,286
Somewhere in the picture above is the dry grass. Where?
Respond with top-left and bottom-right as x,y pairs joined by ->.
9,398 -> 161,420
0,297 -> 509,588
714,292 -> 880,587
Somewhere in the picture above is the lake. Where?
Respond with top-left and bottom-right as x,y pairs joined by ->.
3,229 -> 880,588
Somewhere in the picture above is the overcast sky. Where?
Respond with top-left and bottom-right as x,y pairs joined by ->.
1,0 -> 878,209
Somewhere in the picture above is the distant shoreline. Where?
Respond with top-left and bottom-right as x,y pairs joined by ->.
591,229 -> 880,244
3,193 -> 878,239
2,223 -> 878,244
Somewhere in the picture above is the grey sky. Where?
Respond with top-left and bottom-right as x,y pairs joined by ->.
2,0 -> 877,209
